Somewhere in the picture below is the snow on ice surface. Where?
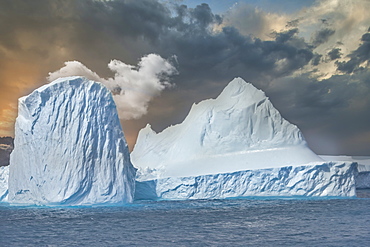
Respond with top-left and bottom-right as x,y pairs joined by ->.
320,155 -> 370,172
8,76 -> 136,205
135,162 -> 357,200
132,77 -> 323,180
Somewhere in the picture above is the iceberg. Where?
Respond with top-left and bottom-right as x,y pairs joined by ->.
132,77 -> 323,179
135,162 -> 357,200
8,76 -> 136,205
132,78 -> 356,199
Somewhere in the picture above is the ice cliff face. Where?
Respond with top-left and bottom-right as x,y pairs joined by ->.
8,76 -> 136,205
132,77 -> 322,179
0,166 -> 8,201
321,155 -> 370,189
135,162 -> 357,200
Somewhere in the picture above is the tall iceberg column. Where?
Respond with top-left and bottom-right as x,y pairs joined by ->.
8,76 -> 136,205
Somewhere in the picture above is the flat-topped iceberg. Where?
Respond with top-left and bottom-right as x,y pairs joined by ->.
132,78 -> 357,199
135,162 -> 357,200
8,76 -> 136,205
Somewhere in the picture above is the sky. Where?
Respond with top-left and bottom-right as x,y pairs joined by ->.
0,0 -> 369,155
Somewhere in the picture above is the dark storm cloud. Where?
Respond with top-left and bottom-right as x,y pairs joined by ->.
320,19 -> 328,24
157,23 -> 314,88
312,28 -> 335,47
286,19 -> 300,28
0,0 -> 316,87
327,48 -> 342,60
0,0 -> 316,147
311,53 -> 322,66
3,0 -> 368,155
0,0 -> 176,71
268,70 -> 370,155
274,28 -> 299,43
336,30 -> 370,74
271,74 -> 355,119
190,3 -> 222,27
77,0 -> 172,42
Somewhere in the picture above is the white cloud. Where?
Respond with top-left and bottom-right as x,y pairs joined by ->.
48,54 -> 178,120
48,61 -> 102,82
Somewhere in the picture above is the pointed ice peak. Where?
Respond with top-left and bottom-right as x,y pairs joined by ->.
216,77 -> 266,105
218,77 -> 266,101
220,77 -> 264,96
141,124 -> 156,135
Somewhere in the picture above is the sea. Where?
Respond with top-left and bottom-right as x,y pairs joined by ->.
1,190 -> 370,246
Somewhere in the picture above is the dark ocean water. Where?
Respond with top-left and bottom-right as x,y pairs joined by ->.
1,193 -> 370,246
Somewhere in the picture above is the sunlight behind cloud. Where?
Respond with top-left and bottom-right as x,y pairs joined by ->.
294,0 -> 370,79
221,2 -> 289,40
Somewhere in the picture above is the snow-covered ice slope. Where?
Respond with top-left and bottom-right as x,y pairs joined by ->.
132,77 -> 322,180
0,166 -> 8,202
8,76 -> 136,205
135,162 -> 357,200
